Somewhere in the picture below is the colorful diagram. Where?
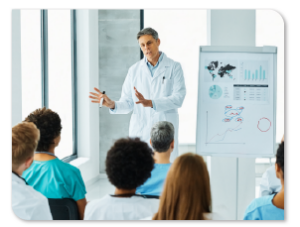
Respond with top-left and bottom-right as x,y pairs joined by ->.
205,61 -> 236,81
206,106 -> 245,144
257,117 -> 271,132
222,105 -> 244,123
209,85 -> 222,99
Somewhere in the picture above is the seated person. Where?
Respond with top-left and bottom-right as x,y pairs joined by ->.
84,138 -> 159,220
12,122 -> 52,220
259,135 -> 284,197
136,121 -> 173,196
244,142 -> 284,220
22,107 -> 87,220
145,153 -> 222,220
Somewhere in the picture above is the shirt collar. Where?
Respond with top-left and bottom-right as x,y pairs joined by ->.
145,51 -> 164,67
12,171 -> 28,185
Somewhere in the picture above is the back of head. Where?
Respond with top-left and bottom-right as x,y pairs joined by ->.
105,137 -> 154,190
23,107 -> 62,151
153,153 -> 211,220
276,141 -> 284,180
151,121 -> 174,152
12,122 -> 40,169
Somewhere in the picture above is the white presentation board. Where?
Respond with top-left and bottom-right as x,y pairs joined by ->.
196,46 -> 277,157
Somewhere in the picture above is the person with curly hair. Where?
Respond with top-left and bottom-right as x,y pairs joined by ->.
22,107 -> 87,220
84,137 -> 159,220
144,153 -> 222,220
136,121 -> 174,196
12,122 -> 52,220
244,142 -> 284,220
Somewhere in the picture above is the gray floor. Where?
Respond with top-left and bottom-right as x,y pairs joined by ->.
85,177 -> 262,202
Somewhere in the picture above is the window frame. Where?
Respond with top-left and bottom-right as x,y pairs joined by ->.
40,9 -> 78,162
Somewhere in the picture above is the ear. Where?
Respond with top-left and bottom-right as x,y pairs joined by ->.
170,140 -> 175,149
150,139 -> 152,146
24,156 -> 34,170
275,163 -> 283,179
157,38 -> 160,46
54,134 -> 61,147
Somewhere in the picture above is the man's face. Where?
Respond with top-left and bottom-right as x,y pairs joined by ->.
138,34 -> 160,62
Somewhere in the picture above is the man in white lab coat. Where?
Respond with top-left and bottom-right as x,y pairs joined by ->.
90,28 -> 186,162
12,122 -> 52,220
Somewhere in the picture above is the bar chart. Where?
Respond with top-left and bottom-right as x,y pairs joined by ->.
240,61 -> 268,82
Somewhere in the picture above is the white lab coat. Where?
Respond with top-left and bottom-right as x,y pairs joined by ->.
259,165 -> 281,197
11,173 -> 53,220
110,53 -> 186,162
84,194 -> 160,220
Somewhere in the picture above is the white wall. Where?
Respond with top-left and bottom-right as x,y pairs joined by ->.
70,10 -> 100,185
207,10 -> 256,220
12,10 -> 22,127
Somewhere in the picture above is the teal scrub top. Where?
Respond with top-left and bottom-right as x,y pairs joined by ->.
22,158 -> 86,201
136,163 -> 171,196
243,194 -> 284,220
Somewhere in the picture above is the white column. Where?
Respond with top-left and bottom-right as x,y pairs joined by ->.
71,10 -> 100,185
207,10 -> 256,220
12,10 -> 22,127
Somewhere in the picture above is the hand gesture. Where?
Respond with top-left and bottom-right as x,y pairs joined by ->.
134,87 -> 153,108
89,87 -> 115,109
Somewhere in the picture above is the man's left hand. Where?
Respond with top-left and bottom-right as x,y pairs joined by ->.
134,87 -> 153,107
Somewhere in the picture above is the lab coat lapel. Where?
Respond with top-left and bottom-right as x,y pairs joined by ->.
152,54 -> 170,80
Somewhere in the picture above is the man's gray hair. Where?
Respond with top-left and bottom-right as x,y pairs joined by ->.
137,27 -> 159,40
151,121 -> 174,152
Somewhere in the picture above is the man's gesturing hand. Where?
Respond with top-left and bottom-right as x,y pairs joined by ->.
89,87 -> 115,109
134,87 -> 153,108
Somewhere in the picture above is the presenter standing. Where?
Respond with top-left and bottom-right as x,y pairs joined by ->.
89,28 -> 186,162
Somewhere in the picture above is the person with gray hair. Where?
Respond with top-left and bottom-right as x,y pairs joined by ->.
136,121 -> 174,196
90,27 -> 186,162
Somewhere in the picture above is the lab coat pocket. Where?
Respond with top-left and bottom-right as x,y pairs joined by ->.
163,78 -> 173,96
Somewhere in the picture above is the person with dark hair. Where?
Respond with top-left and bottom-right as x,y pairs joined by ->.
12,122 -> 52,220
84,138 -> 159,220
259,135 -> 284,197
244,142 -> 284,220
22,107 -> 87,220
136,121 -> 174,196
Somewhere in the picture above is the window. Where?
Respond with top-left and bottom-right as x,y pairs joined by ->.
20,10 -> 42,120
20,10 -> 76,160
144,10 -> 207,155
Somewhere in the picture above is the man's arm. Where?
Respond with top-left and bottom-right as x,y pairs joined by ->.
153,63 -> 186,112
76,198 -> 87,220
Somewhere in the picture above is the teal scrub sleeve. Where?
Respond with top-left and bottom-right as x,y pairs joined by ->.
68,168 -> 87,201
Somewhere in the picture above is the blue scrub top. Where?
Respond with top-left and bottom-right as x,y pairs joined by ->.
22,158 -> 86,201
243,194 -> 284,220
136,163 -> 171,196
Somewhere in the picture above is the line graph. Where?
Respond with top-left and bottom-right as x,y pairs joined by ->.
205,109 -> 246,145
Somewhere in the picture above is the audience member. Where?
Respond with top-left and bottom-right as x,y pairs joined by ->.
147,153 -> 222,220
136,121 -> 174,196
244,142 -> 284,220
259,135 -> 284,197
84,138 -> 159,220
12,122 -> 52,220
22,107 -> 87,220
